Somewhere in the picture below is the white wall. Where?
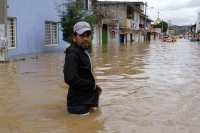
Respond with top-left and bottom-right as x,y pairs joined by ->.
92,25 -> 102,44
196,21 -> 200,33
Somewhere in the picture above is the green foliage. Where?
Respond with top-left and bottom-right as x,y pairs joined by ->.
55,0 -> 98,52
178,28 -> 187,35
13,58 -> 18,62
19,58 -> 25,61
156,21 -> 168,32
31,55 -> 38,59
13,58 -> 25,61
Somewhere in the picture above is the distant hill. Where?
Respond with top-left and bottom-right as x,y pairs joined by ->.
169,25 -> 190,35
169,25 -> 190,30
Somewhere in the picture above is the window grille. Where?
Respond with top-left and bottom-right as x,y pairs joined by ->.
45,21 -> 58,46
79,0 -> 88,10
7,18 -> 16,49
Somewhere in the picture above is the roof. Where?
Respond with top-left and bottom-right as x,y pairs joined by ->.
154,18 -> 161,25
132,1 -> 145,4
93,1 -> 144,13
147,18 -> 154,22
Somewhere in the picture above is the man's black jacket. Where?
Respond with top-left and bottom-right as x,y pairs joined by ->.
63,43 -> 98,107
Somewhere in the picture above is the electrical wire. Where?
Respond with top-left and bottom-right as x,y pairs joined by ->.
147,8 -> 197,25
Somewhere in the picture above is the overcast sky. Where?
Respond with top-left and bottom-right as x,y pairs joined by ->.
99,0 -> 200,26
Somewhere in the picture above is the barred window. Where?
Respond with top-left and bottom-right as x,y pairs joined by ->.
79,0 -> 88,10
45,21 -> 58,46
7,17 -> 16,49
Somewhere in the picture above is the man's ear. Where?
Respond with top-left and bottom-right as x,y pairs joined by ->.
73,35 -> 76,42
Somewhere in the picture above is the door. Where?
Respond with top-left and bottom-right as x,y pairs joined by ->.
102,24 -> 107,44
120,34 -> 124,43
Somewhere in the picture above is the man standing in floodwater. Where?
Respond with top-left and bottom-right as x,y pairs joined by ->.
63,21 -> 102,114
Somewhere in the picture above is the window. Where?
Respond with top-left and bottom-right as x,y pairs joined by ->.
79,0 -> 88,10
45,21 -> 58,46
135,4 -> 140,9
7,17 -> 16,49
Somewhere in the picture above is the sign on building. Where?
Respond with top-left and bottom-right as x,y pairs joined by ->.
108,23 -> 119,43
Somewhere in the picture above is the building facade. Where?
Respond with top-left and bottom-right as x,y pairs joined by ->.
146,18 -> 154,41
3,0 -> 67,57
151,17 -> 162,40
92,1 -> 146,44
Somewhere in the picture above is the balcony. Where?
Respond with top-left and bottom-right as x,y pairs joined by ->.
125,19 -> 139,30
151,28 -> 161,33
139,24 -> 144,28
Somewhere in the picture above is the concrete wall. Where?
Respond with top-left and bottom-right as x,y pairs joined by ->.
0,0 -> 7,25
196,21 -> 200,33
152,28 -> 161,34
115,4 -> 127,28
7,0 -> 67,56
94,3 -> 127,28
0,0 -> 8,61
92,25 -> 102,44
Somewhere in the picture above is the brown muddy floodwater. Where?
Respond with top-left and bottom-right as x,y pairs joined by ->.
0,39 -> 200,133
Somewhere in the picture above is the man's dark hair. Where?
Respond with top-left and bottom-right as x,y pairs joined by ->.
73,32 -> 77,36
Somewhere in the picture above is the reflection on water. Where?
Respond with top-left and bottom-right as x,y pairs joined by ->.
1,39 -> 200,132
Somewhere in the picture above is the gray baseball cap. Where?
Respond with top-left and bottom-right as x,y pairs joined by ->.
73,21 -> 92,35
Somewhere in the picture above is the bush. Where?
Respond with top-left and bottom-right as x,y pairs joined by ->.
55,0 -> 98,52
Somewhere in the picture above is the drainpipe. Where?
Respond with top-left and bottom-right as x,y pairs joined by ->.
99,19 -> 103,44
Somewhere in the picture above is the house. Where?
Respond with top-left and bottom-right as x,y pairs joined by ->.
151,17 -> 162,40
92,0 -> 147,44
187,12 -> 200,40
146,18 -> 154,41
1,0 -> 67,60
190,24 -> 196,38
196,21 -> 200,40
168,29 -> 176,37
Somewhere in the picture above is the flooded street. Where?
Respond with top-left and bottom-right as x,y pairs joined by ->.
1,39 -> 200,133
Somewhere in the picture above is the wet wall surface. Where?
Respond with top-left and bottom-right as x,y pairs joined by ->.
0,39 -> 200,133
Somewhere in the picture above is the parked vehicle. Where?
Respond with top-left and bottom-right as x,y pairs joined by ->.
179,35 -> 183,38
190,38 -> 199,42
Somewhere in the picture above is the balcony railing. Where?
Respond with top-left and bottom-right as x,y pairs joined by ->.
126,19 -> 139,30
152,28 -> 161,33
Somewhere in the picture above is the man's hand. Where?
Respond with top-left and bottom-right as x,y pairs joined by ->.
96,85 -> 102,96
93,84 -> 102,96
93,84 -> 96,91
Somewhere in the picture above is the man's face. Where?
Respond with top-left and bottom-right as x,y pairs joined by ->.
73,31 -> 92,49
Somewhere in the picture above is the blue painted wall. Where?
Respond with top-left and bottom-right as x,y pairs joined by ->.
7,0 -> 67,56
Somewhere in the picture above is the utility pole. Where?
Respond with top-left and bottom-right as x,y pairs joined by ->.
162,20 -> 163,38
168,20 -> 171,37
144,2 -> 147,42
0,0 -> 8,61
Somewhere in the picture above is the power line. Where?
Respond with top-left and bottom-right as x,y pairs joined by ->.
155,8 -> 197,18
147,8 -> 197,25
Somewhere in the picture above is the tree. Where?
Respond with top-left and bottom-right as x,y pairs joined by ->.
55,0 -> 98,52
156,21 -> 168,33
